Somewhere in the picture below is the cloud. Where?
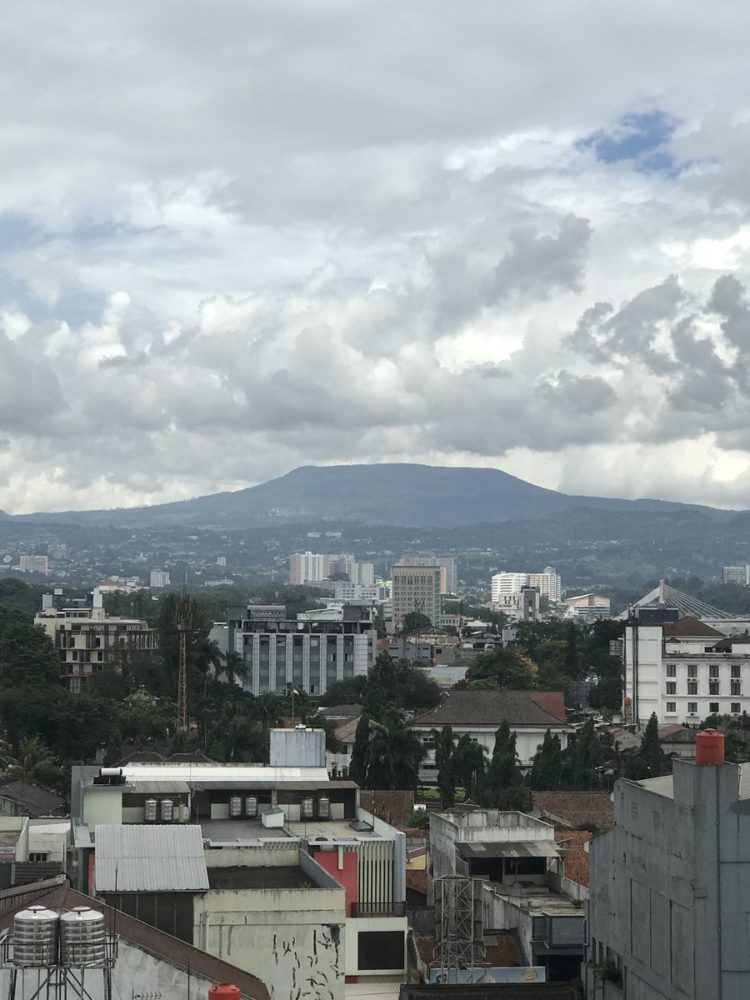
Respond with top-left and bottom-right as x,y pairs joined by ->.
1,2 -> 750,511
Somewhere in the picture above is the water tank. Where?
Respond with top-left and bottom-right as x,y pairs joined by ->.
13,906 -> 59,967
160,799 -> 174,822
317,796 -> 331,819
144,799 -> 158,823
60,907 -> 106,968
229,796 -> 242,818
245,796 -> 258,818
208,986 -> 241,1000
696,728 -> 725,765
300,797 -> 314,819
178,803 -> 190,823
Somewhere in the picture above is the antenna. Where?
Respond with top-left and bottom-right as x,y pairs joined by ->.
177,581 -> 191,733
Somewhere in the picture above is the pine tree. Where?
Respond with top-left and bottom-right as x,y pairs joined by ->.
434,726 -> 457,808
628,712 -> 671,779
529,729 -> 563,790
453,734 -> 486,800
564,719 -> 601,789
349,714 -> 371,786
480,721 -> 527,807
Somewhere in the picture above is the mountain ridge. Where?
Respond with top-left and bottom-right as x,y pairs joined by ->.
10,463 -> 742,529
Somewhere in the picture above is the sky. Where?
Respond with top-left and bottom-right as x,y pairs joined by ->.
3,2 -> 750,513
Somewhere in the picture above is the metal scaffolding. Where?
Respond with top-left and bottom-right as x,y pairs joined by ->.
433,875 -> 485,982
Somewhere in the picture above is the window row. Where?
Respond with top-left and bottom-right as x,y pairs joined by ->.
665,680 -> 741,695
665,701 -> 742,715
666,663 -> 742,678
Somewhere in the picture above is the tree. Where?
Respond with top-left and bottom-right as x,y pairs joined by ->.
362,712 -> 424,790
362,654 -> 409,720
402,611 -> 432,634
0,612 -> 60,688
434,726 -> 457,807
465,647 -> 538,690
563,720 -> 601,789
627,713 -> 671,779
349,715 -> 370,786
319,676 -> 367,707
453,734 -> 486,801
2,737 -> 62,791
529,729 -> 564,790
480,721 -> 525,806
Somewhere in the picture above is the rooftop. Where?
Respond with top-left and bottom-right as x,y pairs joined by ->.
95,824 -> 210,892
554,830 -> 591,888
531,791 -> 614,830
207,866 -> 315,890
411,690 -> 568,729
0,781 -> 65,817
200,818 -> 295,844
119,763 -> 331,783
663,616 -> 726,638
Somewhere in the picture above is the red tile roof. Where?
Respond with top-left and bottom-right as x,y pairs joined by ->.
406,870 -> 428,896
555,830 -> 591,888
532,791 -> 614,830
411,690 -> 569,729
528,691 -> 567,722
663,616 -> 725,638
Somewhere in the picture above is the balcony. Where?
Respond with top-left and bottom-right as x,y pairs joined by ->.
351,901 -> 407,918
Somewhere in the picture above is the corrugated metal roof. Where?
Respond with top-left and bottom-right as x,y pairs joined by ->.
457,840 -> 559,859
94,825 -> 209,893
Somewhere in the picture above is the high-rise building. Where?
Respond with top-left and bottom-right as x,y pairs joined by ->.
399,556 -> 457,594
18,554 -> 49,576
391,565 -> 442,627
289,551 -> 329,586
528,566 -> 562,602
490,572 -> 530,604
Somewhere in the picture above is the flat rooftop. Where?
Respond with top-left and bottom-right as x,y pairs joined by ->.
286,819 -> 382,841
489,884 -> 585,917
200,819 -> 295,843
207,866 -> 315,890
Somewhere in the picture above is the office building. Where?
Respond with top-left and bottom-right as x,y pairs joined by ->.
391,564 -> 443,628
34,589 -> 158,692
289,551 -> 375,587
622,612 -> 750,726
585,732 -> 750,999
490,572 -> 530,603
223,604 -> 376,697
528,566 -> 562,603
494,587 -> 541,622
399,556 -> 458,595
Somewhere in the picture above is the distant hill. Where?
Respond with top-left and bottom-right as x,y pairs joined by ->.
13,463 -> 739,529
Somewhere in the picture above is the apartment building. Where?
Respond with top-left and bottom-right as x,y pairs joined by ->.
722,564 -> 750,585
391,564 -> 443,628
18,554 -> 49,575
399,556 -> 458,595
491,567 -> 561,605
289,552 -> 375,587
623,611 -> 750,726
34,590 -> 158,692
149,568 -> 170,588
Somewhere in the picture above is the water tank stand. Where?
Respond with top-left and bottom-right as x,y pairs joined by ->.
6,965 -> 113,1000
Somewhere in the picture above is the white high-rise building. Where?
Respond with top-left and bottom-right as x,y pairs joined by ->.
528,567 -> 562,603
150,569 -> 170,589
289,551 -> 329,586
490,572 -> 530,604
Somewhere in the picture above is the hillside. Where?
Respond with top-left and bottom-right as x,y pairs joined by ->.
14,463 -> 738,529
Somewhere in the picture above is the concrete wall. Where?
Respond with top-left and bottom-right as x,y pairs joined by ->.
193,881 -> 346,1000
83,789 -> 123,827
270,727 -> 325,768
0,938 -> 234,1000
343,915 -> 408,978
0,818 -> 28,862
204,843 -> 300,868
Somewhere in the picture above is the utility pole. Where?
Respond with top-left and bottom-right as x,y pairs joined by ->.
177,578 -> 190,733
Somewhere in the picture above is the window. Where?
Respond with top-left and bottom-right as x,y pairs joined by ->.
709,664 -> 719,679
732,665 -> 741,679
421,734 -> 434,748
666,682 -> 676,695
666,702 -> 676,714
732,680 -> 742,696
709,681 -> 719,695
688,681 -> 698,695
358,931 -> 405,971
666,664 -> 676,677
29,853 -> 48,863
688,702 -> 698,714
732,703 -> 741,714
687,664 -> 698,678
710,702 -> 719,714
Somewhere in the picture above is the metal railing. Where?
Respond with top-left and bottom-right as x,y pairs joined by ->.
351,901 -> 407,918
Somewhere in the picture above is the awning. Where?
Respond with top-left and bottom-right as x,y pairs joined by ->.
457,840 -> 560,859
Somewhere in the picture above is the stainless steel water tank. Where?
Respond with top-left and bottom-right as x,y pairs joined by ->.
160,798 -> 174,822
229,795 -> 242,818
144,798 -> 158,822
317,796 -> 331,819
13,905 -> 59,967
245,796 -> 258,818
301,797 -> 314,819
60,907 -> 106,968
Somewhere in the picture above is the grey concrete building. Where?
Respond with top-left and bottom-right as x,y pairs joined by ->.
585,748 -> 750,999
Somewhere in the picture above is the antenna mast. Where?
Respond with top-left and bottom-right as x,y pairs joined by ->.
177,577 -> 190,733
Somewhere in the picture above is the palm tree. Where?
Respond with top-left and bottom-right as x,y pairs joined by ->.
223,651 -> 248,688
2,737 -> 61,790
365,712 -> 425,790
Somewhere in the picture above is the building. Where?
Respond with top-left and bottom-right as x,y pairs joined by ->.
0,877 -> 270,1000
333,580 -> 391,603
722,564 -> 750,585
70,743 -> 409,992
430,809 -> 586,981
564,593 -> 611,621
494,587 -> 540,622
34,589 -> 158,692
221,604 -> 377,697
149,568 -> 170,588
492,569 -> 561,607
584,733 -> 750,999
0,782 -> 65,819
490,573 -> 530,603
528,567 -> 562,603
410,690 -> 571,784
391,565 -> 443,628
289,551 -> 374,587
622,611 -> 750,726
399,556 -> 458,595
18,554 -> 49,575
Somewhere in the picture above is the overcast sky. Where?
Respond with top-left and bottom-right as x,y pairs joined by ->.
3,2 -> 750,513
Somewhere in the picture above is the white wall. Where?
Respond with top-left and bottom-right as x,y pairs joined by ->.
83,789 -> 123,827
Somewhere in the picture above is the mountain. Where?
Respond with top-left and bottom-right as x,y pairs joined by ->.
14,463 -> 740,529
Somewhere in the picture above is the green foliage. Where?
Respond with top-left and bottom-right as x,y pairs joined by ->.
529,730 -> 564,790
434,725 -> 457,808
479,721 -> 525,806
362,654 -> 440,720
319,675 -> 367,707
355,711 -> 425,790
0,612 -> 60,688
1,737 -> 63,793
349,715 -> 370,786
563,720 -> 602,789
626,713 -> 671,779
465,647 -> 539,689
453,734 -> 486,801
402,611 -> 433,633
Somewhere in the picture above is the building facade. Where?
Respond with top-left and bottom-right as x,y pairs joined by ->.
490,573 -> 530,603
149,568 -> 170,588
623,612 -> 750,726
399,556 -> 458,595
35,590 -> 158,692
585,745 -> 750,1000
18,555 -> 49,575
528,567 -> 562,603
391,565 -> 443,627
722,564 -> 750,585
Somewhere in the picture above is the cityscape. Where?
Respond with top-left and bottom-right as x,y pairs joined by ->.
2,3 -> 750,999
